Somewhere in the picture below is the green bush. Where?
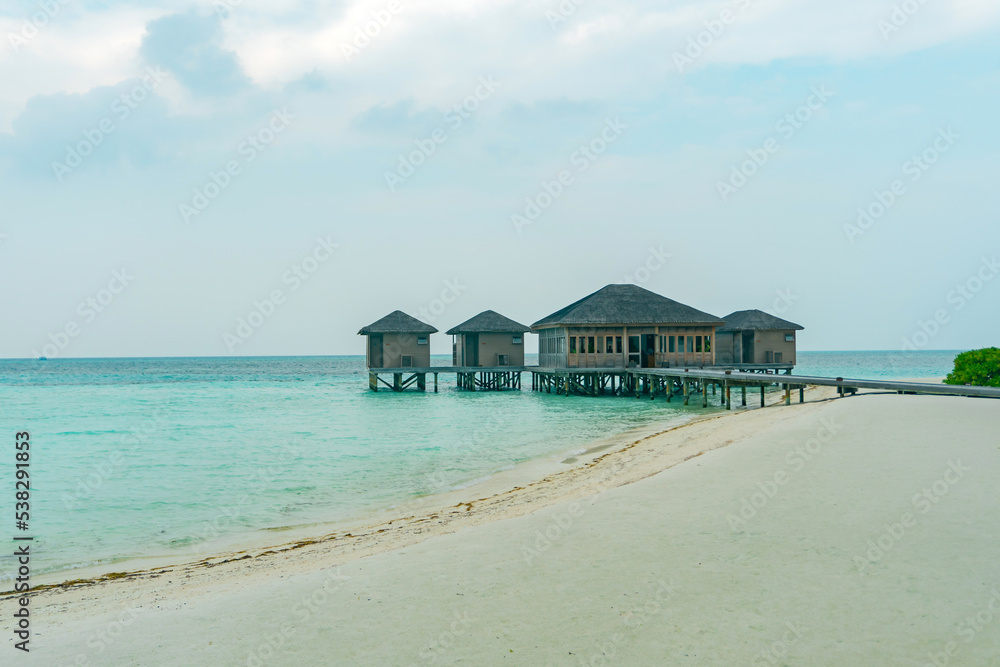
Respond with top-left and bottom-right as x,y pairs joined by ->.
944,348 -> 1000,387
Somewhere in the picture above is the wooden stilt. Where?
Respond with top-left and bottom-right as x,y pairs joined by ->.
760,385 -> 765,407
741,385 -> 746,407
726,383 -> 731,410
434,373 -> 438,392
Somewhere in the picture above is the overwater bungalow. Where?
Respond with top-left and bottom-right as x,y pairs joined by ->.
358,310 -> 436,369
532,284 -> 725,369
447,310 -> 530,367
714,310 -> 804,366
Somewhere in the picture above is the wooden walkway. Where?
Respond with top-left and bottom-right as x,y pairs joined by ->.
369,367 -> 526,392
530,367 -> 1000,407
366,365 -> 1000,404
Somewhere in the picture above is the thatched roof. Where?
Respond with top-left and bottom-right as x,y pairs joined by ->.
446,310 -> 530,335
719,309 -> 804,332
358,310 -> 437,335
532,284 -> 724,329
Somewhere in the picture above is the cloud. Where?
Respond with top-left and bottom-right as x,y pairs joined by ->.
139,10 -> 251,95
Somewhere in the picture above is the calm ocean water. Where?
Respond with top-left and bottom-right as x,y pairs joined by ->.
0,351 -> 958,580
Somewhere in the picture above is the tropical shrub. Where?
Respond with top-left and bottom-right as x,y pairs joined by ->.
944,347 -> 1000,387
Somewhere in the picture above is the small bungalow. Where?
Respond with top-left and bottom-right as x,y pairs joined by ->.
714,310 -> 804,366
532,284 -> 725,369
358,310 -> 437,369
447,310 -> 530,367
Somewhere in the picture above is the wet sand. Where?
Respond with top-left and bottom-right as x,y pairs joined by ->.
4,385 -> 1000,665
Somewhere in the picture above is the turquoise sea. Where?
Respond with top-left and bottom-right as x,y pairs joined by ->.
0,350 -> 959,582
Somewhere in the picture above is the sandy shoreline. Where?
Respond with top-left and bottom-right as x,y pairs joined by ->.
6,380 -> 1000,664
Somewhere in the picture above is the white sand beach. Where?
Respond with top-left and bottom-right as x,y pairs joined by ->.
5,386 -> 1000,665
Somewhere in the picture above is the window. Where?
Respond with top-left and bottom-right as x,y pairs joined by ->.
512,335 -> 523,345
705,336 -> 712,353
417,336 -> 428,345
570,337 -> 577,353
678,336 -> 685,353
696,336 -> 702,353
606,337 -> 614,354
628,335 -> 641,366
597,336 -> 604,352
615,336 -> 623,354
669,336 -> 676,353
785,333 -> 795,342
687,336 -> 694,354
588,337 -> 595,353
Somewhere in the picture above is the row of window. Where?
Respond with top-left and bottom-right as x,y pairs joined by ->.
659,335 -> 712,354
567,334 -> 712,355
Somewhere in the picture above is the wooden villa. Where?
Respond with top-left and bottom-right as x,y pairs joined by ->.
448,310 -> 530,367
714,310 -> 804,367
358,310 -> 436,369
532,284 -> 725,369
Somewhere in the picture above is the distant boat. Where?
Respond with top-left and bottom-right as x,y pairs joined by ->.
38,356 -> 47,361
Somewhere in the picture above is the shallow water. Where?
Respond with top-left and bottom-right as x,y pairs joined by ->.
0,350 -> 959,578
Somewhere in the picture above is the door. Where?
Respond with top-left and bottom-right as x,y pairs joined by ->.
642,334 -> 656,368
628,335 -> 641,367
742,332 -> 754,364
369,334 -> 383,368
465,334 -> 479,366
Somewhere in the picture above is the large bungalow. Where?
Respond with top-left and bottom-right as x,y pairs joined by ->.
358,310 -> 436,368
447,310 -> 530,367
532,284 -> 725,369
714,310 -> 804,366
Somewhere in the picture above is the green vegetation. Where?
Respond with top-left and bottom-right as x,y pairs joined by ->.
944,348 -> 1000,387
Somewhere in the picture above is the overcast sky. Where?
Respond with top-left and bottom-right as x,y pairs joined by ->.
1,0 -> 998,358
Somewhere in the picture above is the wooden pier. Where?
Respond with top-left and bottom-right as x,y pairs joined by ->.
368,367 -> 526,392
367,365 -> 1000,403
529,367 -> 1000,406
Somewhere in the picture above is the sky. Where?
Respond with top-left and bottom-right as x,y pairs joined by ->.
0,0 -> 998,358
